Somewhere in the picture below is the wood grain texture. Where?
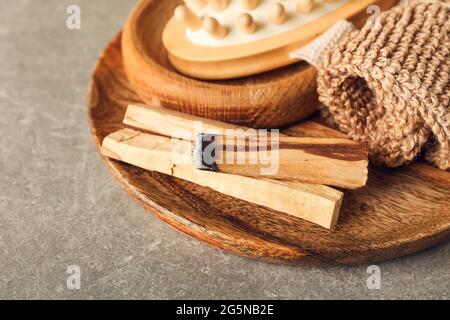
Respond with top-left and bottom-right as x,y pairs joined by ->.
212,137 -> 368,189
88,32 -> 450,265
125,103 -> 368,189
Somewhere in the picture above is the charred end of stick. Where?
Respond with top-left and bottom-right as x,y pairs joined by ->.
193,133 -> 218,172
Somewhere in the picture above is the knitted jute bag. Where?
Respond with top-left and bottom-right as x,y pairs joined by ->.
317,0 -> 450,169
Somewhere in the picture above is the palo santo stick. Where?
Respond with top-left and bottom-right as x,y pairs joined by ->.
282,120 -> 348,139
193,134 -> 368,189
101,128 -> 343,229
124,104 -> 368,189
124,103 -> 242,138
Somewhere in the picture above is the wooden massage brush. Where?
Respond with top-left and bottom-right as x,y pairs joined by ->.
162,0 -> 397,79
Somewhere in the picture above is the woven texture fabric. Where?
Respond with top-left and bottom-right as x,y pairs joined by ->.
317,0 -> 450,169
290,20 -> 356,67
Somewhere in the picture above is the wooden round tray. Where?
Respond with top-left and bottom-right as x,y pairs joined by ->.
88,33 -> 450,265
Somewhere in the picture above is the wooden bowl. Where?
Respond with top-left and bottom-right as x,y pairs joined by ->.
88,33 -> 450,265
122,0 -> 398,128
122,0 -> 318,128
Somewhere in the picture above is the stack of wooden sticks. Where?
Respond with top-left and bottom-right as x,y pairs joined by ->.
101,103 -> 368,229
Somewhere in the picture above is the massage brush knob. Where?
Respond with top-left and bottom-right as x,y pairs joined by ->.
208,0 -> 230,11
174,5 -> 202,31
297,0 -> 315,14
240,0 -> 259,11
185,0 -> 208,11
269,2 -> 287,25
238,13 -> 256,34
203,16 -> 228,39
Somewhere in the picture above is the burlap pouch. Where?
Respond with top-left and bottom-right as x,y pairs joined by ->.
317,0 -> 449,169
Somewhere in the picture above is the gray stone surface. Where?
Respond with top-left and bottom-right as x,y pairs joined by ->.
0,0 -> 448,300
